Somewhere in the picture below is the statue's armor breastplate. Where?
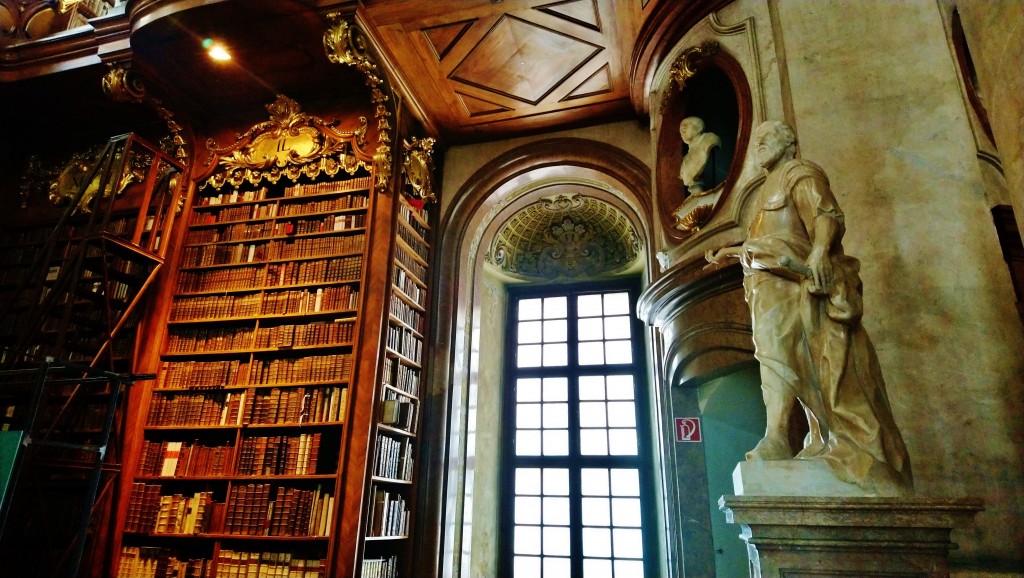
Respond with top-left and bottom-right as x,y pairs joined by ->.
748,169 -> 809,244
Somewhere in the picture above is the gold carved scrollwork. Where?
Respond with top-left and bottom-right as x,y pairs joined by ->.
661,41 -> 720,108
204,95 -> 370,190
402,137 -> 437,203
324,13 -> 394,196
102,64 -> 190,165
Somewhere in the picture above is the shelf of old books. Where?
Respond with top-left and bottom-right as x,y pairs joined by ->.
118,172 -> 373,578
361,194 -> 430,578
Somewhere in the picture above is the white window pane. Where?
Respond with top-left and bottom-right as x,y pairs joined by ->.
615,560 -> 645,575
581,468 -> 609,496
607,401 -> 636,427
577,317 -> 603,341
578,401 -> 607,427
515,496 -> 542,524
519,299 -> 542,320
578,341 -> 604,365
517,378 -> 541,402
583,558 -> 613,578
543,319 -> 567,342
604,315 -> 631,340
577,294 -> 603,316
605,375 -> 634,400
516,468 -> 541,495
543,497 -> 570,526
604,292 -> 630,315
544,296 -> 567,319
581,497 -> 610,526
514,556 -> 540,578
516,430 -> 541,456
605,340 -> 632,364
517,344 -> 542,368
611,497 -> 642,527
543,429 -> 569,456
578,375 -> 605,400
544,468 -> 570,496
514,526 -> 541,555
517,403 -> 541,429
543,342 -> 568,366
543,402 -> 568,428
612,528 -> 644,558
544,557 -> 571,577
518,320 -> 542,344
582,527 -> 612,558
610,469 -> 640,496
608,429 -> 638,456
580,429 -> 608,455
543,525 -> 571,556
542,377 -> 568,401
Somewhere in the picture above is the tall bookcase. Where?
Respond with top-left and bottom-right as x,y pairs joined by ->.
113,97 -> 434,578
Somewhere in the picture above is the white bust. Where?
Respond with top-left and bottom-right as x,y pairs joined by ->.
678,116 -> 722,195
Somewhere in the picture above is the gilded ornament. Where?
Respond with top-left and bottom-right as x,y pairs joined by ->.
669,41 -> 719,93
102,64 -> 146,103
402,137 -> 437,203
673,203 -> 715,233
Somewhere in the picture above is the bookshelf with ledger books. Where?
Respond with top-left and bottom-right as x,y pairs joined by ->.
112,96 -> 401,578
360,193 -> 431,578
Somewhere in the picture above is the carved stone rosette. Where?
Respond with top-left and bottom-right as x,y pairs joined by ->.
324,14 -> 395,196
401,137 -> 437,203
203,95 -> 371,190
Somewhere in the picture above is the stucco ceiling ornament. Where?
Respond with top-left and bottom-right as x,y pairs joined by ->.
324,13 -> 395,196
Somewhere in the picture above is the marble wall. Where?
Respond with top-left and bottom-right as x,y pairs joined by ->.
655,0 -> 1024,570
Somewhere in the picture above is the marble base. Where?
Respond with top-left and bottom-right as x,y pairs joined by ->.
719,495 -> 983,578
733,460 -> 871,497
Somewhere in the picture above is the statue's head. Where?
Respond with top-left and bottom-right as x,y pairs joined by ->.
753,120 -> 797,170
679,116 -> 705,143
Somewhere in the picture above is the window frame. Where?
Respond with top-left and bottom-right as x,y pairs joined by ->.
499,278 -> 658,578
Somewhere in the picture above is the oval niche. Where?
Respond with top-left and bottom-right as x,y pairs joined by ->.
657,48 -> 751,242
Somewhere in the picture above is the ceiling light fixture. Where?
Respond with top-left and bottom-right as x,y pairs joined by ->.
202,38 -> 231,61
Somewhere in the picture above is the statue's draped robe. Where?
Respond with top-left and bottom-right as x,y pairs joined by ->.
740,158 -> 913,494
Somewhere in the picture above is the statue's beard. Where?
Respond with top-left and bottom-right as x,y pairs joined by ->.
757,146 -> 786,170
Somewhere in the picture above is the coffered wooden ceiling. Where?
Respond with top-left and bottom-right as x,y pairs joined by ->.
362,0 -> 642,142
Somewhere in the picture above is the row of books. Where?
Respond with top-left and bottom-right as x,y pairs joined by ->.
396,220 -> 428,260
389,293 -> 424,333
394,243 -> 428,281
366,486 -> 409,537
148,386 -> 348,427
379,394 -> 416,433
170,286 -> 358,321
250,354 -> 354,384
381,356 -> 420,397
177,265 -> 263,293
213,550 -> 327,578
138,440 -> 235,477
225,483 -> 334,537
117,546 -> 212,578
254,319 -> 355,349
269,233 -> 365,261
237,432 -> 322,476
398,201 -> 429,239
171,293 -> 263,321
287,213 -> 366,235
160,360 -> 243,389
283,175 -> 372,197
153,491 -> 215,535
186,221 -> 275,245
361,556 -> 397,578
167,326 -> 256,354
191,203 -> 277,226
180,234 -> 365,269
260,286 -> 359,316
198,187 -> 269,206
386,325 -> 423,364
393,268 -> 425,308
277,193 -> 368,217
265,256 -> 363,287
373,434 -> 413,482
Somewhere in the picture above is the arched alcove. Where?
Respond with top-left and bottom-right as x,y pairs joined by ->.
420,138 -> 656,577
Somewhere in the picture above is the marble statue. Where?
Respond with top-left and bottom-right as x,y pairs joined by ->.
678,116 -> 721,196
706,120 -> 913,496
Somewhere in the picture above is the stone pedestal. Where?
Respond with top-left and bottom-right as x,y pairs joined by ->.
719,494 -> 983,578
